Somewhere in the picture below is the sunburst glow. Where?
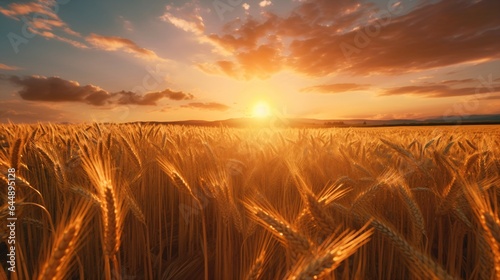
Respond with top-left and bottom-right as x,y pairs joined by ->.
252,101 -> 271,118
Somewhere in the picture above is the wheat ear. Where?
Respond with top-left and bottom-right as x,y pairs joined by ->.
254,208 -> 311,260
371,219 -> 454,280
245,251 -> 266,280
289,224 -> 373,280
10,138 -> 22,171
37,220 -> 81,280
398,185 -> 427,242
306,193 -> 336,235
103,185 -> 119,256
483,212 -> 500,243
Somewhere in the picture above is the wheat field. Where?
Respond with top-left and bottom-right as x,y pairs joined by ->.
0,123 -> 499,279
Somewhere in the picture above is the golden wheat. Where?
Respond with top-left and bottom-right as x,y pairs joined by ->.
0,124 -> 498,279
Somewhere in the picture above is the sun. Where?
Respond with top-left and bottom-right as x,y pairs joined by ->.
252,101 -> 271,118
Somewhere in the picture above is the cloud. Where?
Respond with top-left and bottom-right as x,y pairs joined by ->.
371,113 -> 424,120
381,85 -> 473,98
202,0 -> 500,79
10,75 -> 111,105
159,2 -> 230,55
259,0 -> 272,8
199,41 -> 284,79
29,28 -> 88,48
0,63 -> 20,71
118,16 -> 134,32
300,83 -> 370,93
478,94 -> 500,100
381,81 -> 500,98
160,2 -> 205,35
0,2 -> 55,19
438,79 -> 476,86
8,75 -> 194,106
86,33 -> 161,60
0,0 -> 84,47
150,106 -> 173,113
182,102 -> 229,111
115,89 -> 194,105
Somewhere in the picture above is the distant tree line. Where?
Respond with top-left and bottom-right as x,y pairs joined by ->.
324,121 -> 345,126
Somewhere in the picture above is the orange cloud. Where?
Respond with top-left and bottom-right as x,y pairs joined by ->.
259,0 -> 272,8
182,102 -> 229,111
159,2 -> 230,55
301,83 -> 370,93
0,63 -> 20,71
86,33 -> 160,60
203,0 -> 500,79
381,81 -> 500,98
479,95 -> 500,100
160,2 -> 205,34
0,2 -> 55,19
0,0 -> 83,46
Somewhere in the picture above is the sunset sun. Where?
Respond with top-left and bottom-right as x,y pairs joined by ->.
252,101 -> 271,118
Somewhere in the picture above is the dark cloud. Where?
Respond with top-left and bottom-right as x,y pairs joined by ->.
182,102 -> 229,111
300,83 -> 370,93
116,89 -> 193,105
9,76 -> 194,106
202,0 -> 500,79
10,76 -> 110,105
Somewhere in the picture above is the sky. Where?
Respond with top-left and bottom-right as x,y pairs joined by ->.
0,0 -> 499,123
